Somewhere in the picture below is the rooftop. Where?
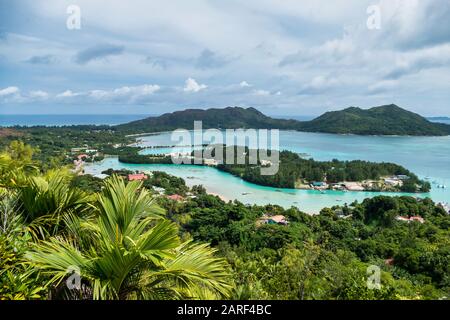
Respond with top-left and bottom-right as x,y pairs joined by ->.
128,173 -> 148,181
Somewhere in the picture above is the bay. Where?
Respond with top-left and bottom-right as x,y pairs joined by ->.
85,130 -> 450,213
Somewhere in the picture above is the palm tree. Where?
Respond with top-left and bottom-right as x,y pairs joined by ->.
26,176 -> 232,300
17,169 -> 92,239
19,170 -> 91,221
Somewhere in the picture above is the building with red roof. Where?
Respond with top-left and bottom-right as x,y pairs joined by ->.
396,216 -> 425,224
127,173 -> 148,181
166,194 -> 184,201
77,154 -> 89,160
409,216 -> 425,223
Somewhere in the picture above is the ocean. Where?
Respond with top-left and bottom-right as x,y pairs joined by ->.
1,114 -> 447,126
0,114 -> 151,126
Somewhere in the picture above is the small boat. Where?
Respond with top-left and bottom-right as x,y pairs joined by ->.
242,192 -> 252,195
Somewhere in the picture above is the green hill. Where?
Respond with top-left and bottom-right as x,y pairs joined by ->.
300,104 -> 450,136
116,106 -> 299,133
116,104 -> 450,136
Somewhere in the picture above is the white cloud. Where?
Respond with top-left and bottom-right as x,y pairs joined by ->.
56,90 -> 78,98
29,90 -> 49,100
383,44 -> 450,80
0,87 -> 49,103
54,85 -> 161,103
368,80 -> 398,95
87,84 -> 161,102
111,84 -> 160,96
0,86 -> 24,103
298,75 -> 343,95
253,89 -> 271,96
2,0 -> 450,114
0,86 -> 20,96
183,78 -> 207,93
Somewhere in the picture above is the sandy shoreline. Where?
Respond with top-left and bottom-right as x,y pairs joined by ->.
208,192 -> 229,202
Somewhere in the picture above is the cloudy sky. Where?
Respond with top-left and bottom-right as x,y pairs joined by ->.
0,0 -> 449,116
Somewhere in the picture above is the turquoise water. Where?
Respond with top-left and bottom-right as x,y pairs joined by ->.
140,146 -> 201,155
85,130 -> 450,213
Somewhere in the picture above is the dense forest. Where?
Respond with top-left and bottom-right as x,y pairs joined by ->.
300,104 -> 450,136
1,141 -> 448,300
0,126 -> 132,166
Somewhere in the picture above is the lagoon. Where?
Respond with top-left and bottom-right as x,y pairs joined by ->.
85,130 -> 450,213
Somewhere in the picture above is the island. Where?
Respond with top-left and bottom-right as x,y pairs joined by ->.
116,104 -> 450,136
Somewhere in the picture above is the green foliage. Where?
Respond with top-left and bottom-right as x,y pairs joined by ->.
176,193 -> 450,300
1,126 -> 132,164
70,175 -> 104,193
0,141 -> 39,188
143,171 -> 189,195
301,104 -> 450,136
0,192 -> 46,299
26,176 -> 232,300
18,170 -> 91,226
217,148 -> 428,192
0,141 -> 449,300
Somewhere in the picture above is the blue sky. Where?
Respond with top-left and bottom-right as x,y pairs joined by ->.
0,0 -> 449,116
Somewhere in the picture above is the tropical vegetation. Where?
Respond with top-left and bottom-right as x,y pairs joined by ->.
0,141 -> 448,300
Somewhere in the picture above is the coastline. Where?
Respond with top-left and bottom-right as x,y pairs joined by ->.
82,157 -> 445,215
208,192 -> 229,202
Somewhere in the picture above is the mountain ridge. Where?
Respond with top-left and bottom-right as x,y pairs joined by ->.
116,104 -> 450,136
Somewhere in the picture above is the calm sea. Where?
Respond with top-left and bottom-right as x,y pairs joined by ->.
1,114 -> 447,126
0,114 -> 316,127
0,114 -> 151,126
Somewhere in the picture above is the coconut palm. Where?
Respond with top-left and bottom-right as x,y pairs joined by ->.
27,175 -> 232,300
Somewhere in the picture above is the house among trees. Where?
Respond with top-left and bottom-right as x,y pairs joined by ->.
396,216 -> 425,224
260,214 -> 289,225
166,194 -> 184,201
127,173 -> 148,181
77,154 -> 89,161
385,258 -> 395,266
